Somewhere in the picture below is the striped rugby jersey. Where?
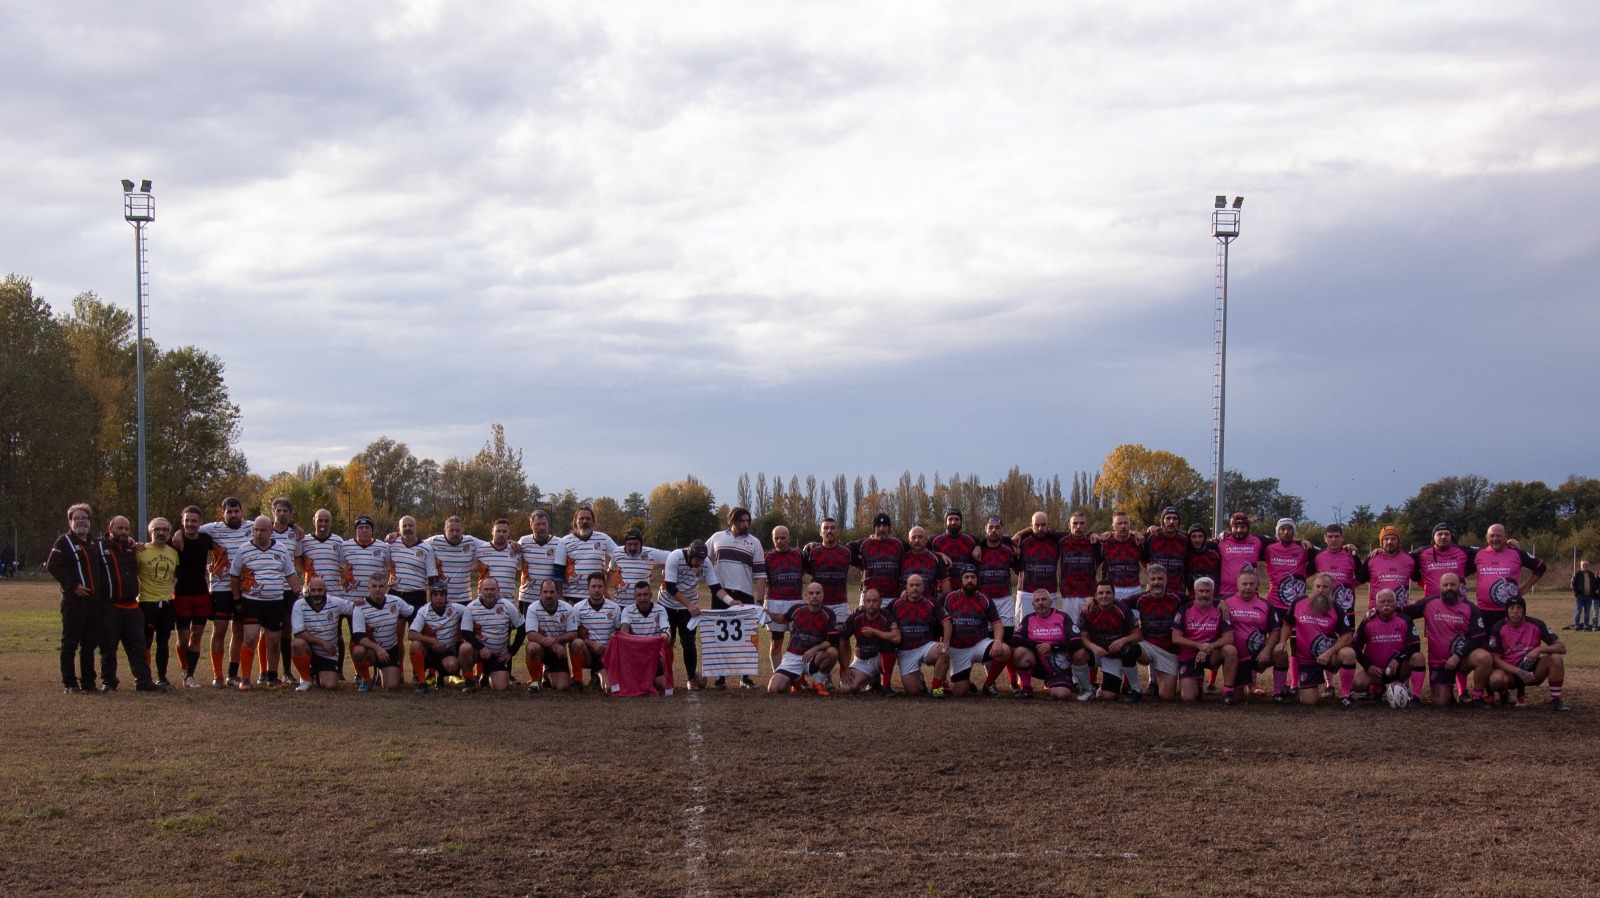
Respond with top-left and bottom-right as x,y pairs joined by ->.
571,598 -> 624,647
620,602 -> 671,637
526,598 -> 576,638
270,526 -> 304,568
423,534 -> 484,603
410,601 -> 467,649
351,594 -> 416,648
462,598 -> 524,654
561,531 -> 618,602
291,596 -> 353,659
390,540 -> 439,593
517,535 -> 567,602
341,538 -> 392,600
707,530 -> 766,595
475,541 -> 524,600
611,546 -> 670,600
201,520 -> 253,593
695,605 -> 762,676
230,542 -> 298,602
659,549 -> 719,611
298,533 -> 345,592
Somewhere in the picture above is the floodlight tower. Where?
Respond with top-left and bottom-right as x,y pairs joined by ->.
1210,195 -> 1242,539
122,179 -> 154,534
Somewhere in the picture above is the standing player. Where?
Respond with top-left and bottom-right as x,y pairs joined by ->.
170,506 -> 216,688
1221,569 -> 1280,702
341,516 -> 391,604
900,527 -> 952,605
930,509 -> 977,589
659,540 -> 726,687
200,497 -> 252,687
1184,525 -> 1221,597
1366,525 -> 1418,614
1352,588 -> 1423,704
350,572 -> 417,692
936,570 -> 1009,697
1141,508 -> 1190,597
1217,512 -> 1266,599
1404,572 -> 1492,707
426,516 -> 484,604
1262,518 -> 1313,612
561,506 -> 618,605
609,528 -> 668,603
1011,591 -> 1083,700
230,515 -> 303,690
887,575 -> 945,695
570,572 -> 624,692
1171,578 -> 1235,703
1312,523 -> 1367,620
837,589 -> 900,695
1487,595 -> 1566,710
1100,511 -> 1144,602
1414,523 -> 1476,601
1131,564 -> 1183,701
289,576 -> 353,692
848,513 -> 906,691
767,582 -> 839,695
1056,513 -> 1102,626
268,498 -> 305,683
298,509 -> 346,600
1282,572 -> 1357,707
1014,512 -> 1063,628
135,517 -> 179,688
802,518 -> 853,630
48,503 -> 104,694
762,526 -> 806,675
706,507 -> 766,689
517,510 -> 567,613
1078,581 -> 1143,701
476,519 -> 526,607
1472,523 -> 1546,631
460,577 -> 524,692
523,579 -> 577,693
408,579 -> 468,692
389,516 -> 438,610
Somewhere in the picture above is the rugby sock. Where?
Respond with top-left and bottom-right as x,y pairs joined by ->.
1222,685 -> 1235,698
228,660 -> 239,679
1272,668 -> 1287,693
211,651 -> 225,680
879,653 -> 895,689
1018,669 -> 1033,691
1410,669 -> 1425,695
1472,689 -> 1486,701
293,655 -> 312,681
1073,664 -> 1093,694
1550,680 -> 1563,700
525,655 -> 540,681
280,640 -> 293,678
354,658 -> 372,682
572,653 -> 585,685
410,648 -> 426,683
185,650 -> 200,678
1207,668 -> 1218,687
1456,673 -> 1469,695
984,659 -> 1006,687
1101,672 -> 1123,694
239,646 -> 255,683
1338,667 -> 1354,698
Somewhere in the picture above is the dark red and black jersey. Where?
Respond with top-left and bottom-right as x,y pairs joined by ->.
1100,537 -> 1143,589
892,598 -> 941,649
1142,532 -> 1189,594
1185,542 -> 1221,593
850,537 -> 906,600
973,542 -> 1017,600
1017,533 -> 1061,594
802,543 -> 852,605
839,609 -> 898,660
931,531 -> 977,584
942,589 -> 999,649
765,548 -> 805,602
1057,535 -> 1101,599
900,551 -> 948,597
1133,591 -> 1181,650
1079,601 -> 1136,647
781,605 -> 838,655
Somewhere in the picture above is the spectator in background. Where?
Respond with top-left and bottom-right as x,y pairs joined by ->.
1572,560 -> 1597,631
48,504 -> 107,693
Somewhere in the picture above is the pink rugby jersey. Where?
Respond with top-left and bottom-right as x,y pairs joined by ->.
1217,533 -> 1265,598
1471,546 -> 1546,610
1017,610 -> 1075,649
1286,599 -> 1351,665
1487,616 -> 1556,667
1365,551 -> 1417,611
1413,545 -> 1475,599
1353,612 -> 1419,668
1313,549 -> 1365,616
1222,594 -> 1275,661
1406,597 -> 1485,668
1262,541 -> 1311,610
1173,603 -> 1225,662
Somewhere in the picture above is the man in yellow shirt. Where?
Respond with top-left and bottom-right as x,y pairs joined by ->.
137,517 -> 180,688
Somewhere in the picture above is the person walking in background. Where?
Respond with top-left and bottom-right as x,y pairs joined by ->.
1571,559 -> 1597,631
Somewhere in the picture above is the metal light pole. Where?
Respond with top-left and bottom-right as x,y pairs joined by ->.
122,179 -> 154,534
1210,195 -> 1242,538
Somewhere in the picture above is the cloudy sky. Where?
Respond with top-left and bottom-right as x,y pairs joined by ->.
6,1 -> 1598,523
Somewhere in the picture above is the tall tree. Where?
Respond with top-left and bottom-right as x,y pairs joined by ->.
645,478 -> 718,549
1221,470 -> 1307,529
1098,444 -> 1209,527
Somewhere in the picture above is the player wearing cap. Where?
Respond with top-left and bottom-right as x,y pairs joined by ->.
1217,512 -> 1266,599
523,579 -> 577,693
1262,518 -> 1314,613
767,582 -> 839,695
1220,569 -> 1282,702
200,497 -> 251,686
1472,523 -> 1546,631
1351,588 -> 1423,705
289,576 -> 353,691
517,510 -> 567,613
1078,580 -> 1143,701
1312,523 -> 1367,620
762,526 -> 805,674
610,527 -> 668,603
1184,525 -> 1221,597
569,571 -> 624,692
888,574 -> 945,694
837,589 -> 901,695
1142,508 -> 1190,597
231,516 -> 303,690
659,540 -> 726,686
848,513 -> 907,691
341,516 -> 391,603
561,506 -> 619,606
1414,522 -> 1476,601
1011,590 -> 1084,700
1131,564 -> 1183,701
350,572 -> 417,692
408,579 -> 468,692
1487,595 -> 1566,710
802,518 -> 853,629
933,570 -> 1009,697
459,576 -> 524,692
930,509 -> 977,587
1366,525 -> 1418,615
1282,572 -> 1357,707
1404,572 -> 1492,706
1171,578 -> 1234,703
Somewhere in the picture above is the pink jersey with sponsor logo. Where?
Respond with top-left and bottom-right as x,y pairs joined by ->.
1018,610 -> 1072,647
1354,612 -> 1418,668
1263,541 -> 1311,610
1366,551 -> 1417,612
1409,597 -> 1484,668
1487,616 -> 1556,667
1471,546 -> 1545,609
1287,599 -> 1350,665
1218,534 -> 1265,598
1414,546 -> 1474,599
1173,602 -> 1223,662
1313,549 -> 1363,616
1222,595 -> 1274,661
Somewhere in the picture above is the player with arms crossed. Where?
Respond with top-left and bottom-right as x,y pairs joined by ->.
766,582 -> 839,695
1487,595 -> 1567,711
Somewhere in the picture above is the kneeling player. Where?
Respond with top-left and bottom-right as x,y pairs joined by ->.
523,579 -> 576,693
1079,581 -> 1143,701
351,572 -> 418,692
1221,569 -> 1282,702
1172,578 -> 1235,703
1284,572 -> 1356,707
1487,595 -> 1567,711
460,577 -> 524,692
888,575 -> 945,695
569,572 -> 622,693
936,570 -> 1010,696
837,589 -> 900,694
1352,588 -> 1423,706
1131,564 -> 1182,701
1404,572 -> 1492,707
1012,590 -> 1084,700
767,583 -> 839,694
408,579 -> 468,692
289,577 -> 353,692
621,580 -> 672,693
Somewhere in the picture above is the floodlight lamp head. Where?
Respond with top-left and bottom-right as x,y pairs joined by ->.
121,179 -> 135,192
139,180 -> 151,193
1232,196 -> 1244,209
1214,195 -> 1226,209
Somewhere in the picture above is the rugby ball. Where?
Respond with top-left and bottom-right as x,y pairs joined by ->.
1385,682 -> 1411,709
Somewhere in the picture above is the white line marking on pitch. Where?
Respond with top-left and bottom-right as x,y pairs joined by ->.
682,692 -> 708,898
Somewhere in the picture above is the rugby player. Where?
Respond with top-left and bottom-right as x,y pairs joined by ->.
268,498 -> 305,683
706,507 -> 766,607
1312,523 -> 1367,620
517,510 -> 567,613
935,570 -> 1009,697
170,506 -> 216,688
1100,511 -> 1144,602
767,582 -> 839,695
1404,572 -> 1492,707
1262,518 -> 1313,613
901,526 -> 953,690
230,515 -> 303,690
523,578 -> 577,693
136,517 -> 179,687
1011,590 -> 1084,700
408,579 -> 467,692
762,526 -> 805,674
1171,578 -> 1235,703
1184,524 -> 1221,597
1141,508 -> 1190,597
199,497 -> 251,687
1472,523 -> 1546,631
425,516 -> 485,604
611,528 -> 667,601
836,589 -> 900,695
340,516 -> 391,604
460,576 -> 524,692
476,519 -> 526,606
561,506 -> 618,604
930,509 -> 977,588
1282,572 -> 1356,707
1351,588 -> 1423,705
289,576 -> 353,692
972,515 -> 1022,693
1217,512 -> 1266,599
390,515 -> 438,683
570,571 -> 624,692
1078,580 -> 1143,701
802,518 -> 853,630
101,515 -> 156,692
298,509 -> 345,600
1220,569 -> 1281,702
887,574 -> 945,695
659,540 -> 723,687
1414,522 -> 1476,601
1487,595 -> 1566,710
620,580 -> 673,693
847,513 -> 906,690
1056,512 -> 1101,626
1366,524 -> 1419,671
1131,564 -> 1182,701
350,572 -> 417,692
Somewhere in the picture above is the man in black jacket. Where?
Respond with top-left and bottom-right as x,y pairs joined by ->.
46,504 -> 109,693
98,515 -> 161,691
1573,560 -> 1597,631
